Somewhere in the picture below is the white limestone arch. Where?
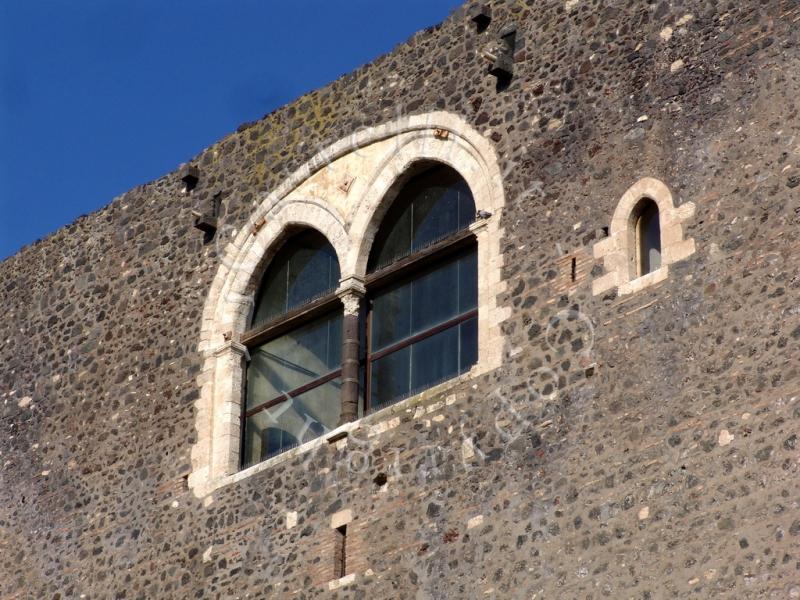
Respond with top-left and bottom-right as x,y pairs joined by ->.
346,129 -> 503,276
212,199 -> 348,337
592,177 -> 696,296
345,129 -> 508,387
190,111 -> 508,497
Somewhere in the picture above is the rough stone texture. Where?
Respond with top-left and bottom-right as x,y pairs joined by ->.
2,1 -> 800,598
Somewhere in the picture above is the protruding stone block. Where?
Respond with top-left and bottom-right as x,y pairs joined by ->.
193,213 -> 218,235
489,54 -> 513,78
468,4 -> 492,31
330,508 -> 353,530
489,26 -> 517,83
180,164 -> 200,192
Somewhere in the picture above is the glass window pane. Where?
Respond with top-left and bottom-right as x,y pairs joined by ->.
637,201 -> 661,275
412,183 -> 460,251
242,377 -> 341,466
371,282 -> 411,351
371,250 -> 476,352
648,246 -> 661,272
410,325 -> 459,392
455,179 -> 475,230
287,243 -> 339,309
369,316 -> 477,412
459,251 -> 478,312
459,317 -> 478,372
252,230 -> 341,326
369,347 -> 410,411
247,312 -> 342,410
410,257 -> 459,333
253,260 -> 288,324
370,203 -> 412,272
367,165 -> 476,271
242,411 -> 298,467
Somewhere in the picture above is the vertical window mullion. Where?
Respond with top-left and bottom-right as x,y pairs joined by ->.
457,252 -> 461,314
284,254 -> 290,313
409,197 -> 414,253
365,302 -> 373,413
327,314 -> 331,367
456,188 -> 461,231
408,278 -> 414,397
457,257 -> 463,370
457,320 -> 462,374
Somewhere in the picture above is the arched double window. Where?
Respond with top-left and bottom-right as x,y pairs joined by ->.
239,164 -> 479,467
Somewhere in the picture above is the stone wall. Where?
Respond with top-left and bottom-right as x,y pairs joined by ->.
2,1 -> 800,598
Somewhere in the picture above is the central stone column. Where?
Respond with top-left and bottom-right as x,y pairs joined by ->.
337,278 -> 366,425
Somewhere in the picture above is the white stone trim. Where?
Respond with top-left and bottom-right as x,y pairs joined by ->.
330,509 -> 353,529
328,574 -> 356,591
592,177 -> 696,296
189,111 -> 507,497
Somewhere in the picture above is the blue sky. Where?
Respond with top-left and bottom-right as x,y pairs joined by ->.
0,0 -> 462,260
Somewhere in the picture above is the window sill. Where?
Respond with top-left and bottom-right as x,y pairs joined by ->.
205,368 -> 477,497
617,265 -> 668,295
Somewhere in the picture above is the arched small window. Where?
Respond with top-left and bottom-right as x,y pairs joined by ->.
593,178 -> 696,297
634,199 -> 661,276
241,230 -> 342,467
363,164 -> 478,412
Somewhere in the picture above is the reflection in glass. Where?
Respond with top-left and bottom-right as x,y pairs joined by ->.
371,251 -> 477,352
252,230 -> 341,326
368,165 -> 475,271
369,347 -> 410,411
242,377 -> 342,467
247,313 -> 342,410
370,317 -> 477,411
368,249 -> 478,411
242,228 -> 344,469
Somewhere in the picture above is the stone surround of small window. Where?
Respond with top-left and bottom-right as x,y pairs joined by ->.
592,177 -> 696,297
188,112 -> 508,498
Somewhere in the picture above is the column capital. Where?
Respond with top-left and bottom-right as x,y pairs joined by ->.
338,294 -> 362,317
336,276 -> 366,316
336,275 -> 366,298
213,340 -> 250,360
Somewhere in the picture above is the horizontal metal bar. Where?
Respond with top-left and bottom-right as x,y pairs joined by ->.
365,230 -> 476,292
242,295 -> 341,347
367,309 -> 478,362
244,369 -> 342,418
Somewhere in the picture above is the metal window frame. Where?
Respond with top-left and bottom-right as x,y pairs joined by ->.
363,234 -> 478,414
239,299 -> 343,468
238,227 -> 479,465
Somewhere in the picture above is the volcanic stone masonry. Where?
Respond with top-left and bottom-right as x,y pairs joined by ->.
2,1 -> 800,598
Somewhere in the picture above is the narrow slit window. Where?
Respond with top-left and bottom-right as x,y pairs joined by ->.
570,256 -> 577,282
635,199 -> 661,276
333,525 -> 347,579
